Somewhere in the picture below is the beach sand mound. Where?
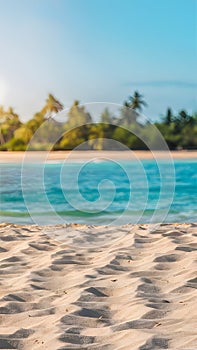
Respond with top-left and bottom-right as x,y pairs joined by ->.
0,223 -> 196,349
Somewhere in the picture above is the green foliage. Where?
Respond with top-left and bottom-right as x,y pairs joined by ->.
100,108 -> 114,124
112,126 -> 147,149
59,127 -> 87,150
66,100 -> 92,128
4,138 -> 26,151
88,124 -> 105,150
14,126 -> 33,144
0,93 -> 196,151
0,106 -> 21,145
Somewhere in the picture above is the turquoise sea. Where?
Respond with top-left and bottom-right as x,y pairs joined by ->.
0,160 -> 196,225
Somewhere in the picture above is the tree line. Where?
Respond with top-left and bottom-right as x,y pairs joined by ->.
0,92 -> 196,151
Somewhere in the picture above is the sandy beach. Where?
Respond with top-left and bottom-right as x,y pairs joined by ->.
0,223 -> 196,349
0,150 -> 197,162
0,1 -> 196,349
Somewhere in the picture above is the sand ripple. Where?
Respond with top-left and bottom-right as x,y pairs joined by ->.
0,223 -> 196,349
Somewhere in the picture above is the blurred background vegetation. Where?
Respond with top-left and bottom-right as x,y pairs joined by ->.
0,92 -> 196,151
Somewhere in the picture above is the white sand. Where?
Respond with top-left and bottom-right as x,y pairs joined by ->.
0,150 -> 197,162
0,223 -> 196,349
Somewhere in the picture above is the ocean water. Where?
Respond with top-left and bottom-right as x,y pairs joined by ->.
0,160 -> 196,225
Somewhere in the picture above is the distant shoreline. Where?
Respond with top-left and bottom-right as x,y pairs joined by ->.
0,150 -> 197,162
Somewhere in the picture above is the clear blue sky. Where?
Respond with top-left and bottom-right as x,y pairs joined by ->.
0,0 -> 196,121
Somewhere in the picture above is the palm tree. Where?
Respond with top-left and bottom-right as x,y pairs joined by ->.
0,106 -> 6,144
0,107 -> 21,145
164,108 -> 173,125
66,100 -> 92,128
124,91 -> 147,112
0,117 -> 6,145
178,110 -> 190,122
41,94 -> 63,119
